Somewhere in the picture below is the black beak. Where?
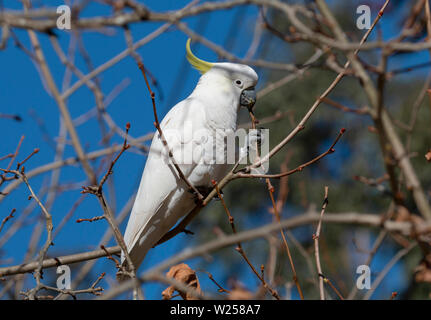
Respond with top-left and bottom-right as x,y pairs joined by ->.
240,88 -> 256,111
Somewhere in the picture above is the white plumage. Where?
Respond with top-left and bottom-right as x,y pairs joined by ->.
121,42 -> 258,272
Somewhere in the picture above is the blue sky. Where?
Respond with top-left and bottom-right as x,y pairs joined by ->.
0,0 -> 265,299
0,0 -> 422,299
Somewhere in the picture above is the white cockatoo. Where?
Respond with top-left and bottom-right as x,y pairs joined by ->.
120,39 -> 258,274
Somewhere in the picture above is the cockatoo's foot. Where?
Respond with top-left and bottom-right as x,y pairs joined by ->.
188,186 -> 223,204
195,186 -> 212,196
188,186 -> 210,204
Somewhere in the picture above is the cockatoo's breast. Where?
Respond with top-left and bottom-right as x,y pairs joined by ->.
191,79 -> 239,131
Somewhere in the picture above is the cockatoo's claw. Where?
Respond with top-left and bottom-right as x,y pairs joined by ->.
188,186 -> 210,204
188,185 -> 224,203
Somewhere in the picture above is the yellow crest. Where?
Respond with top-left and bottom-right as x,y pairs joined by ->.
186,38 -> 213,74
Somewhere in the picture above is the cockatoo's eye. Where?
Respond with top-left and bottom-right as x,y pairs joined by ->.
234,79 -> 243,88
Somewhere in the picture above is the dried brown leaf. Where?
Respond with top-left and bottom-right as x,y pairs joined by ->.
162,263 -> 201,300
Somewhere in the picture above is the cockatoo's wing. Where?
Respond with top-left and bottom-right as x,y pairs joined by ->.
122,97 -> 208,269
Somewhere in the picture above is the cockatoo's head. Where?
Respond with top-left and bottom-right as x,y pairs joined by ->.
186,39 -> 258,111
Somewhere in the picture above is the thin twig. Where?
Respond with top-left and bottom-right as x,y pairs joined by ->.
313,186 -> 329,300
266,179 -> 304,300
0,208 -> 16,234
212,180 -> 280,300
